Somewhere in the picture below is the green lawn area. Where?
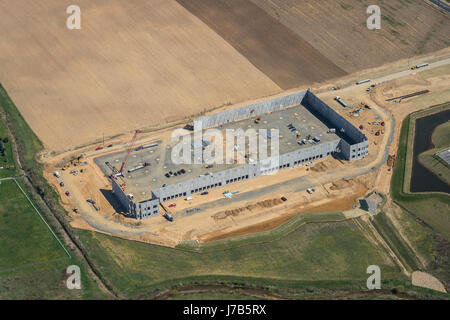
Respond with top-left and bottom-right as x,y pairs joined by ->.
77,212 -> 403,298
0,178 -> 89,299
0,178 -> 68,271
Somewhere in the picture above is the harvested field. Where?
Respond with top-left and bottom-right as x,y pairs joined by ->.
0,0 -> 280,152
252,0 -> 450,72
176,0 -> 347,90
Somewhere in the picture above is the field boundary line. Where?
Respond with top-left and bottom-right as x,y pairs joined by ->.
12,177 -> 72,259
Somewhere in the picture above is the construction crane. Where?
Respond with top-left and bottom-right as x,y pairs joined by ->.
119,129 -> 141,174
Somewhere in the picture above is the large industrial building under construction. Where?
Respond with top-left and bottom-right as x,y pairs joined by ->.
95,90 -> 369,220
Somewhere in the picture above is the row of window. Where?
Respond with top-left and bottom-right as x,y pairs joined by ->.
162,192 -> 187,202
293,152 -> 328,165
137,210 -> 159,219
351,150 -> 368,159
159,152 -> 333,202
226,175 -> 249,184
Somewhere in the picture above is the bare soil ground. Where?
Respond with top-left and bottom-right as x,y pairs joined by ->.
199,186 -> 367,243
0,0 -> 280,152
252,0 -> 450,73
176,0 -> 347,90
412,271 -> 447,293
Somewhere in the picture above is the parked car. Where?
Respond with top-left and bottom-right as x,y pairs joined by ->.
201,191 -> 209,195
168,203 -> 176,208
281,196 -> 287,202
59,182 -> 64,187
65,191 -> 70,196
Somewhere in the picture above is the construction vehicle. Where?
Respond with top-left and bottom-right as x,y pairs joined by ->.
119,129 -> 141,174
334,96 -> 349,108
411,63 -> 429,70
163,212 -> 174,222
87,198 -> 100,211
356,79 -> 371,85
254,117 -> 261,124
128,162 -> 150,173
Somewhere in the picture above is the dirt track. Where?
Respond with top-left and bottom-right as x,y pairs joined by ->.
177,0 -> 346,90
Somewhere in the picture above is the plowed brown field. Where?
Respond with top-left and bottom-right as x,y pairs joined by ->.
0,0 -> 280,152
252,0 -> 450,72
177,0 -> 347,89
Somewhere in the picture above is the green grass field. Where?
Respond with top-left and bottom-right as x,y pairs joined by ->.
0,178 -> 102,299
371,212 -> 421,272
76,212 -> 404,298
0,179 -> 68,271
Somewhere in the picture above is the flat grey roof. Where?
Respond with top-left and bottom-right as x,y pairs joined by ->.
436,149 -> 450,165
95,104 -> 338,202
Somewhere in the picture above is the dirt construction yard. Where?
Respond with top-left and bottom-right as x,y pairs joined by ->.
42,51 -> 450,247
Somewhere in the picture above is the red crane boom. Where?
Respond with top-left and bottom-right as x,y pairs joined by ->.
119,129 -> 141,173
